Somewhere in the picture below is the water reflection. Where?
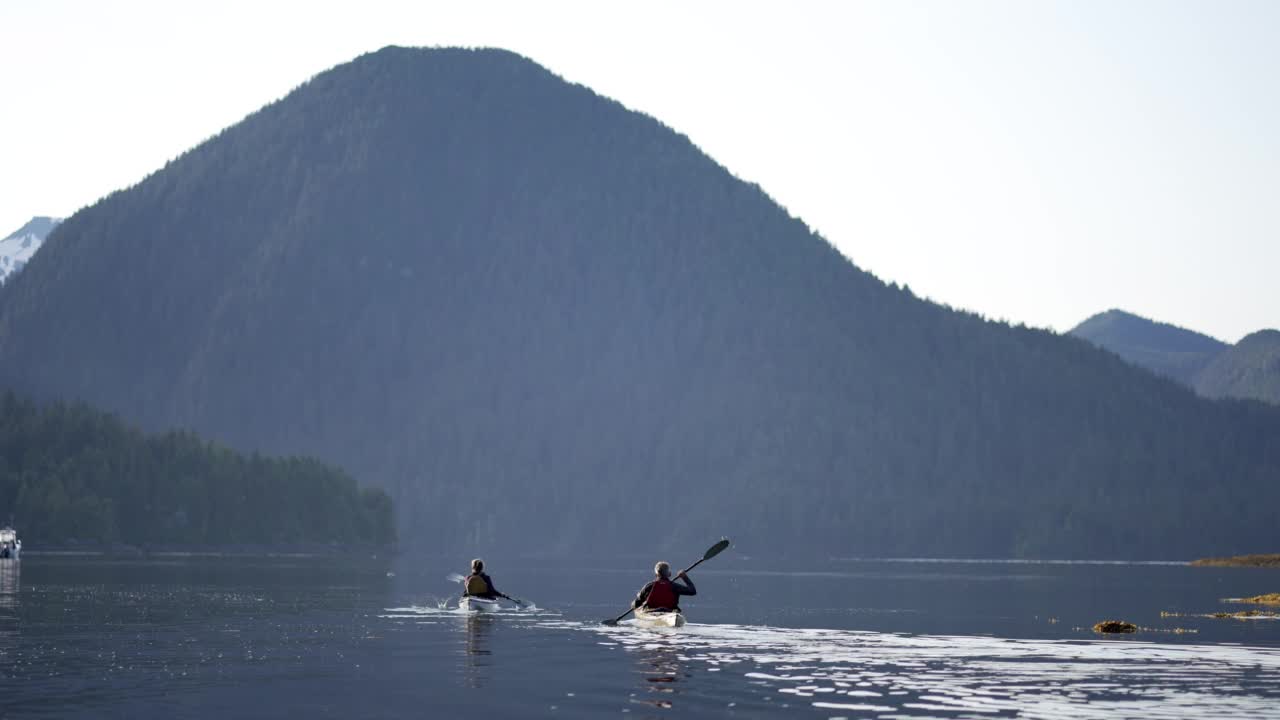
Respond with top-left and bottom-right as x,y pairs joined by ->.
462,614 -> 495,688
465,614 -> 494,657
0,560 -> 18,647
632,642 -> 681,710
0,559 -> 17,605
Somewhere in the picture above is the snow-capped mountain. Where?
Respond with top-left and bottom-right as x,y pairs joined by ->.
0,216 -> 60,284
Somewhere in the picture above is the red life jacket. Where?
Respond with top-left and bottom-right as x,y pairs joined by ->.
644,577 -> 678,610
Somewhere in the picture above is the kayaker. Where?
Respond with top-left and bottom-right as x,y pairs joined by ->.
461,558 -> 502,600
632,561 -> 696,612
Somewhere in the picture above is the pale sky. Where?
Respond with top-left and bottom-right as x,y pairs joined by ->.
2,0 -> 1277,341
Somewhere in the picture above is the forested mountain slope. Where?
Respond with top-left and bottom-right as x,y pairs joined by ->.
1072,309 -> 1279,406
1,47 -> 1277,559
1070,309 -> 1227,385
1196,330 -> 1280,405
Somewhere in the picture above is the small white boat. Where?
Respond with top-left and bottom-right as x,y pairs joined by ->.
633,607 -> 686,628
0,527 -> 18,561
459,595 -> 507,613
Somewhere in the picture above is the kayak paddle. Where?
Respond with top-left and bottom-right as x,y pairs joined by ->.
602,537 -> 731,626
498,592 -> 527,607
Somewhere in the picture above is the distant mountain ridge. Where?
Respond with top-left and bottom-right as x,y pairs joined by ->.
0,216 -> 60,284
0,47 -> 1277,559
1070,310 -> 1280,405
1196,330 -> 1280,405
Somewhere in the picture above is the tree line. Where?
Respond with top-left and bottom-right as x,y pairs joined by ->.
0,391 -> 395,547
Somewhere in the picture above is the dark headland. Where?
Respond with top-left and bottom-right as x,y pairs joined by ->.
0,390 -> 396,549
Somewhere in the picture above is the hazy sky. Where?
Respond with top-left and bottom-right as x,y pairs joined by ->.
2,0 -> 1276,341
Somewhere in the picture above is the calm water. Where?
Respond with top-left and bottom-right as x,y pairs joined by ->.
2,555 -> 1279,718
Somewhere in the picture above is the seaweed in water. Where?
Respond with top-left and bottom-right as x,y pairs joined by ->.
1092,620 -> 1137,633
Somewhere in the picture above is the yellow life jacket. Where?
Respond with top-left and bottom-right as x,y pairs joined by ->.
465,574 -> 490,596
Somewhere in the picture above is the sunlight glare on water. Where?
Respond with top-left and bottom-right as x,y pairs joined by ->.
534,619 -> 1280,718
379,596 -> 1280,718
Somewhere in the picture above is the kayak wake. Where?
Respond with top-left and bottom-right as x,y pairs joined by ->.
559,620 -> 1280,718
380,600 -> 550,620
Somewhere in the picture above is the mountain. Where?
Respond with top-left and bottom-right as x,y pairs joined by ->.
1196,330 -> 1280,405
1,47 -> 1277,559
1071,310 -> 1280,406
1069,309 -> 1227,385
0,216 -> 60,284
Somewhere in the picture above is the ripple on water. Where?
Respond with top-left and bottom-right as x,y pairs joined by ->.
532,620 -> 1280,718
379,604 -> 558,621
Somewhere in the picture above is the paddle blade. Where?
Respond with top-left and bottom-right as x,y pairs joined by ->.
446,573 -> 466,584
603,607 -> 634,626
703,538 -> 731,561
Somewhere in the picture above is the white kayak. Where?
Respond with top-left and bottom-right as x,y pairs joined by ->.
459,596 -> 508,613
633,608 -> 686,628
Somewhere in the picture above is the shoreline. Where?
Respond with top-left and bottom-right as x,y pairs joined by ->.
23,543 -> 397,560
1190,554 -> 1280,568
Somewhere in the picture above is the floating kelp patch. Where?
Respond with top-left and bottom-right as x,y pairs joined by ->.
1092,620 -> 1137,633
1209,610 -> 1280,620
1162,608 -> 1280,620
1190,554 -> 1280,568
1238,593 -> 1280,604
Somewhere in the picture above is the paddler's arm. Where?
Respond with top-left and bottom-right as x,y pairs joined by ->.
673,572 -> 696,596
631,581 -> 655,609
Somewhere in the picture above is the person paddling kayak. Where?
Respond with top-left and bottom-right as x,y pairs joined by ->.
603,540 -> 727,626
461,558 -> 505,600
632,561 -> 696,612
